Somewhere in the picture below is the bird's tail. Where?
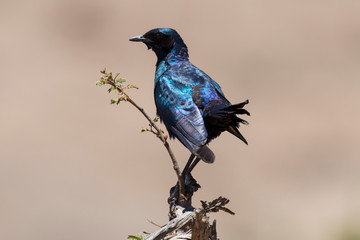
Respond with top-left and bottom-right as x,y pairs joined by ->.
196,145 -> 215,163
224,100 -> 250,144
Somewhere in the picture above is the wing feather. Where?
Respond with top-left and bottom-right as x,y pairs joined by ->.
155,75 -> 208,152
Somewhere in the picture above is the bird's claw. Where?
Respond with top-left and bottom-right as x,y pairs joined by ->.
168,172 -> 200,212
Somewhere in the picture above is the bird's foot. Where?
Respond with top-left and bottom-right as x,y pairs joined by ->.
168,172 -> 200,219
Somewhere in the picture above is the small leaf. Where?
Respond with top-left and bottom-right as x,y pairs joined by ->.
153,117 -> 159,122
120,95 -> 127,101
127,235 -> 143,240
141,128 -> 147,132
108,87 -> 116,93
96,81 -> 103,86
110,99 -> 117,104
127,84 -> 139,89
114,73 -> 120,80
116,78 -> 126,83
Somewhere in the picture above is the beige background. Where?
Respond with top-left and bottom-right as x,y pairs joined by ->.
1,0 -> 360,239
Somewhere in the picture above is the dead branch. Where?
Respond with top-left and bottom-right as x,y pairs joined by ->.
97,69 -> 185,197
145,211 -> 195,240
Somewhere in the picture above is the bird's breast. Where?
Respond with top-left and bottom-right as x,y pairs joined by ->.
154,61 -> 168,86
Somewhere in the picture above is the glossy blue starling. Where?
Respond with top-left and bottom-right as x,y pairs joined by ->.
130,28 -> 249,173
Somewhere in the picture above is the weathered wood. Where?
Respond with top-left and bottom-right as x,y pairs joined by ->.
145,196 -> 231,240
145,211 -> 195,240
167,231 -> 192,240
191,209 -> 217,240
209,220 -> 217,240
145,210 -> 217,240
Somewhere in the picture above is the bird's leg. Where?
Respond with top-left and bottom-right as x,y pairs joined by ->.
168,154 -> 201,218
187,157 -> 201,173
169,154 -> 195,203
182,153 -> 196,175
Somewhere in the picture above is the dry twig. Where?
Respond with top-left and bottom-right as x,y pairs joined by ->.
96,68 -> 185,196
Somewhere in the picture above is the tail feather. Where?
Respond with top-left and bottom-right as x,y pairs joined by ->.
227,126 -> 248,145
235,116 -> 249,125
196,145 -> 215,163
226,99 -> 250,145
231,108 -> 250,116
203,99 -> 250,144
225,100 -> 249,110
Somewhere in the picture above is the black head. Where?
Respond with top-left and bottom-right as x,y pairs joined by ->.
130,28 -> 187,63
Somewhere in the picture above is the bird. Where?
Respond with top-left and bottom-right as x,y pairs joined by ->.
130,28 -> 249,174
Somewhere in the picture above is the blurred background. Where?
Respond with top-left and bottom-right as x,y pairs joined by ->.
1,0 -> 360,239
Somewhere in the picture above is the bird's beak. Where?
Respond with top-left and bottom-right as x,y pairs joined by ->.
129,35 -> 146,42
129,35 -> 153,49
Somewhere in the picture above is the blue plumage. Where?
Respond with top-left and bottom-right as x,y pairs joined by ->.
130,28 -> 249,166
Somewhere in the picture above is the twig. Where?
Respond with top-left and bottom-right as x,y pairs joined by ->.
200,196 -> 235,215
147,219 -> 163,228
97,69 -> 185,198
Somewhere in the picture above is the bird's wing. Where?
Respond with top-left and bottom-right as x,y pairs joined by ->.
190,63 -> 230,104
154,75 -> 208,152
